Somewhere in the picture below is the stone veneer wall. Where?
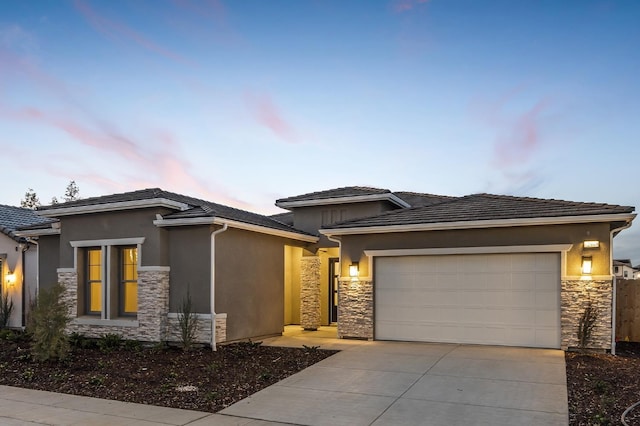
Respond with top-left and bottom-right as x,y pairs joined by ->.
300,256 -> 321,330
561,279 -> 613,350
165,313 -> 227,344
337,279 -> 373,340
58,269 -> 170,342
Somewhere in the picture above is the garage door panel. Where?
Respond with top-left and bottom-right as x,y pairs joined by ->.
374,253 -> 561,348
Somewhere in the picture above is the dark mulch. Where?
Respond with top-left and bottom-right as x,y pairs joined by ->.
0,331 -> 337,413
566,342 -> 640,426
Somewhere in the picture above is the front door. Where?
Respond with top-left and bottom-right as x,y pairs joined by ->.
329,258 -> 339,323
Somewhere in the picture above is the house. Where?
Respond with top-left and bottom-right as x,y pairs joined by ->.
0,204 -> 54,328
613,259 -> 638,279
17,187 -> 635,352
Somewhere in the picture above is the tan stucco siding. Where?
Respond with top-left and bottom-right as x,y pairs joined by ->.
214,228 -> 286,341
57,208 -> 172,268
338,223 -> 612,277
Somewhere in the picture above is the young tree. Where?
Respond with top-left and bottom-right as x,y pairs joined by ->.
63,180 -> 80,202
51,196 -> 59,205
20,188 -> 40,210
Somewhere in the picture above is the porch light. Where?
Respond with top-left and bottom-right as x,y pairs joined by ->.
5,273 -> 15,286
349,262 -> 359,278
583,240 -> 600,249
581,256 -> 593,275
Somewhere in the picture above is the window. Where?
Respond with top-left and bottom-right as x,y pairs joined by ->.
120,247 -> 138,316
615,266 -> 619,274
86,248 -> 102,315
624,271 -> 629,278
75,239 -> 143,320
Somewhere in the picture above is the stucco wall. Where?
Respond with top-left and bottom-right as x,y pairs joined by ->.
167,225 -> 211,313
339,223 -> 612,277
292,201 -> 400,248
0,235 -> 23,327
214,228 -> 286,341
57,208 -> 172,268
38,235 -> 60,292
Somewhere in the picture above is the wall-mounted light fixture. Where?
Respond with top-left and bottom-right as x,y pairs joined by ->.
349,262 -> 359,278
583,240 -> 600,249
5,272 -> 16,287
581,256 -> 593,275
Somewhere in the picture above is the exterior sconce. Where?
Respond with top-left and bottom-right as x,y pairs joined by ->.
5,273 -> 16,286
583,240 -> 600,249
349,262 -> 359,278
581,256 -> 593,275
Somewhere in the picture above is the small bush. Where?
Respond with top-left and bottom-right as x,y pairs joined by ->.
577,299 -> 599,350
176,289 -> 198,351
124,339 -> 142,351
0,290 -> 14,328
28,283 -> 71,362
98,333 -> 123,352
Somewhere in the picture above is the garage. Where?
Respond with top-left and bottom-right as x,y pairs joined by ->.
374,252 -> 561,348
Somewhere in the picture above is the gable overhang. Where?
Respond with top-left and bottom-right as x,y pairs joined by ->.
14,227 -> 61,237
37,198 -> 190,217
276,193 -> 410,210
321,213 -> 637,236
153,216 -> 318,243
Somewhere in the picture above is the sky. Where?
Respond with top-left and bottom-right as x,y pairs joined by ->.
1,0 -> 639,261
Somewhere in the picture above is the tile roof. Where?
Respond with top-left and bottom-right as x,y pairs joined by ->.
276,186 -> 391,203
38,188 -> 314,236
324,193 -> 635,229
270,211 -> 294,226
0,204 -> 56,241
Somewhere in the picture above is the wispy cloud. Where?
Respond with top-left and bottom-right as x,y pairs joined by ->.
393,0 -> 431,13
492,98 -> 551,168
0,103 -> 249,208
244,91 -> 299,143
0,24 -> 38,54
73,0 -> 194,66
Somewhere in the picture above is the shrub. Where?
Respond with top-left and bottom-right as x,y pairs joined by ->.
28,283 -> 71,361
577,299 -> 599,350
176,289 -> 198,351
98,333 -> 123,352
0,290 -> 14,328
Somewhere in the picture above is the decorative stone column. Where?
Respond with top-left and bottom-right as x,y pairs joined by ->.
561,279 -> 613,350
337,279 -> 373,339
300,256 -> 321,330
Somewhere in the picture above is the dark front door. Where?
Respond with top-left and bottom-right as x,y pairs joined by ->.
329,258 -> 339,323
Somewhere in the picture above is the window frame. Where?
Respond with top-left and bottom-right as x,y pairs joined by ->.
118,246 -> 138,317
71,238 -> 144,320
85,247 -> 103,316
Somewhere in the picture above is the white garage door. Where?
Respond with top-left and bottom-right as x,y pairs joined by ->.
374,253 -> 561,348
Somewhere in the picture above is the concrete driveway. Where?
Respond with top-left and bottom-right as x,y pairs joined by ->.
222,334 -> 568,426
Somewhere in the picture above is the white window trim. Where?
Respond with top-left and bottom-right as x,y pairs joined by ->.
70,237 -> 145,321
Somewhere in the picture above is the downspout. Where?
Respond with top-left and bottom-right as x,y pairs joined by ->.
610,220 -> 633,356
210,223 -> 228,351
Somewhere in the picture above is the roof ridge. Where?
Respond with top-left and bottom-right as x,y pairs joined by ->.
472,193 -> 632,209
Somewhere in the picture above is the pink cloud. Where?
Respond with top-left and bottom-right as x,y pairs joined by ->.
74,0 -> 194,66
245,91 -> 299,143
393,0 -> 430,13
492,98 -> 551,168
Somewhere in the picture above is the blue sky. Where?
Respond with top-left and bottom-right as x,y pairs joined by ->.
1,0 -> 639,260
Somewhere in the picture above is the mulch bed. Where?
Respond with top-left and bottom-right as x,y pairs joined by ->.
0,331 -> 337,413
566,342 -> 640,426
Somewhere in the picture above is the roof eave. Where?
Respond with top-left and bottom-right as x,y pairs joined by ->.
153,216 -> 318,243
37,198 -> 190,217
276,193 -> 410,210
320,213 -> 637,236
14,227 -> 61,237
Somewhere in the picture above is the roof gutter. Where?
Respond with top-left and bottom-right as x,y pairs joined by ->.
37,198 -> 190,217
153,216 -> 318,243
210,223 -> 228,351
321,213 -> 638,236
276,193 -> 410,209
